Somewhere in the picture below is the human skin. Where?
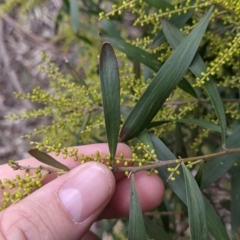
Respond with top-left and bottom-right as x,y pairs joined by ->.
0,143 -> 164,240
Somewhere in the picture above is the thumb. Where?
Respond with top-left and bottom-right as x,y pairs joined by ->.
0,162 -> 115,240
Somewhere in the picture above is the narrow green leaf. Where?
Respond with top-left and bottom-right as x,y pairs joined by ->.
144,216 -> 173,240
54,2 -> 67,33
119,7 -> 213,142
148,119 -> 224,135
75,113 -> 90,145
201,125 -> 240,189
178,79 -> 198,98
147,120 -> 170,129
176,122 -> 188,158
177,119 -> 223,133
69,0 -> 80,32
150,133 -> 230,239
75,33 -> 92,45
100,22 -> 160,72
28,149 -> 70,171
195,162 -> 203,187
101,21 -> 197,98
150,134 -> 187,203
162,197 -> 176,231
99,43 -> 120,161
137,129 -> 154,152
182,163 -> 208,240
65,60 -> 88,87
121,105 -> 132,121
150,11 -> 194,49
101,19 -> 122,39
230,163 -> 240,233
128,174 -> 147,240
162,17 -> 226,147
204,197 -> 230,240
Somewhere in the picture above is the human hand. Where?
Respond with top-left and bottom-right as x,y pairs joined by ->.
0,143 -> 164,240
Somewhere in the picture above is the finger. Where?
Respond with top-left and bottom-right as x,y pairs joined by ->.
99,171 -> 164,219
0,143 -> 132,182
0,162 -> 115,240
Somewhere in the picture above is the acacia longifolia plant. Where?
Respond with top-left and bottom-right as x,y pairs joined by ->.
1,0 -> 240,239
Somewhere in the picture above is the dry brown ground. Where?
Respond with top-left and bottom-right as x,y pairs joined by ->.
0,0 -> 69,164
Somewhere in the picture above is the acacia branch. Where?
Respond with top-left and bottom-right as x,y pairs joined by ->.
113,147 -> 240,173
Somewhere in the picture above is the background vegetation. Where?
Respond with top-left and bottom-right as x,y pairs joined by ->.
0,0 -> 240,239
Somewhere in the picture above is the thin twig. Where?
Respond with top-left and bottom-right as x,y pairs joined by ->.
114,148 -> 240,173
8,160 -> 65,174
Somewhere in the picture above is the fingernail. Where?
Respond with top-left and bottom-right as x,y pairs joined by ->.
58,163 -> 114,223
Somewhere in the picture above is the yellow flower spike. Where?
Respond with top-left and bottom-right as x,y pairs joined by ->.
124,171 -> 129,177
3,191 -> 10,197
26,188 -> 31,194
171,177 -> 176,181
37,172 -> 42,178
175,159 -> 180,163
9,184 -> 15,189
124,161 -> 128,167
15,174 -> 21,180
4,197 -> 10,203
176,170 -> 180,175
35,180 -> 42,187
188,164 -> 193,169
132,153 -> 137,158
154,169 -> 159,174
